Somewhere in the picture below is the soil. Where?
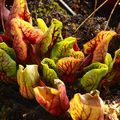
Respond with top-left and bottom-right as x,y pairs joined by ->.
0,0 -> 120,120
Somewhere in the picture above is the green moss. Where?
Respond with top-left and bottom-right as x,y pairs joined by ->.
28,0 -> 67,25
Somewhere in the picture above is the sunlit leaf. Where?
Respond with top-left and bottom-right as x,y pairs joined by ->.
104,53 -> 113,72
0,49 -> 16,77
10,18 -> 43,62
37,18 -> 48,33
57,57 -> 83,83
69,49 -> 84,59
69,90 -> 104,120
83,31 -> 116,63
83,31 -> 116,54
41,58 -> 58,85
17,65 -> 40,99
7,0 -> 32,23
57,57 -> 83,74
5,0 -> 32,37
36,18 -> 63,56
11,18 -> 44,44
0,42 -> 16,60
79,62 -> 108,92
10,18 -> 27,62
34,79 -> 70,116
50,37 -> 76,61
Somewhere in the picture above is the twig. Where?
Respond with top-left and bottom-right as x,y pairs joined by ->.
104,0 -> 120,30
34,0 -> 38,20
90,0 -> 98,27
58,0 -> 76,16
74,0 -> 109,33
93,0 -> 98,17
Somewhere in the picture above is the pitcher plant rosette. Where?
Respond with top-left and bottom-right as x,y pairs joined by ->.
0,0 -> 120,119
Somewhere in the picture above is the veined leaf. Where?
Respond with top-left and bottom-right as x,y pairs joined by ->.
7,0 -> 32,23
69,90 -> 104,120
11,18 -> 44,44
50,18 -> 63,43
10,18 -> 28,62
36,18 -> 63,56
57,57 -> 83,83
69,49 -> 84,59
83,31 -> 116,54
83,31 -> 116,63
10,18 -> 43,62
80,62 -> 108,92
5,0 -> 32,37
57,57 -> 83,74
50,37 -> 76,61
0,49 -> 16,77
41,58 -> 58,85
0,42 -> 16,60
17,65 -> 40,99
34,79 -> 70,116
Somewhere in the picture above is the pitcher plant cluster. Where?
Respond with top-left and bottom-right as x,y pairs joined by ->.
0,0 -> 120,119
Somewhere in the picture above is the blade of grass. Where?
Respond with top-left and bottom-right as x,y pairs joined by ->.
104,0 -> 120,30
90,0 -> 98,27
93,0 -> 98,17
74,0 -> 109,33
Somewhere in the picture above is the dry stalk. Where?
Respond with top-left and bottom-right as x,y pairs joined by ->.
74,0 -> 109,33
104,0 -> 120,30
